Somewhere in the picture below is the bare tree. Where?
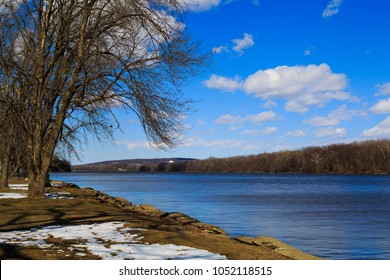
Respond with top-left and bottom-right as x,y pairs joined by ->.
0,0 -> 207,199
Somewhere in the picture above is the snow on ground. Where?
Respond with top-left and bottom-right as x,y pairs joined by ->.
0,193 -> 27,199
1,183 -> 73,199
0,222 -> 226,260
9,184 -> 28,190
0,192 -> 73,199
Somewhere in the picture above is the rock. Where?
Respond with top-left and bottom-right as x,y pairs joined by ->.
162,212 -> 198,224
191,222 -> 228,236
252,236 -> 320,260
115,197 -> 132,207
62,183 -> 80,189
106,197 -> 117,205
234,236 -> 255,245
138,204 -> 159,212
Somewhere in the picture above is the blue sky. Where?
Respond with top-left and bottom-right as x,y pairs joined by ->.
75,0 -> 390,164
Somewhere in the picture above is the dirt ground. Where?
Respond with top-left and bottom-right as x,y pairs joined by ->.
0,181 -> 321,260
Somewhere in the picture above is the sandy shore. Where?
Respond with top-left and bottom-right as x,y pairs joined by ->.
0,180 -> 321,260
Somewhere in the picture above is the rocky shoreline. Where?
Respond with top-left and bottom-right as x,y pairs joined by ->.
0,181 -> 321,260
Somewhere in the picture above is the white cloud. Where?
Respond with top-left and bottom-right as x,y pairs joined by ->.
305,105 -> 367,126
179,136 -> 242,149
0,0 -> 23,13
265,129 -> 277,136
204,139 -> 242,149
232,33 -> 254,55
242,127 -> 278,135
180,0 -> 221,12
370,98 -> 390,114
375,83 -> 390,96
315,127 -> 347,138
205,64 -> 351,113
116,141 -> 151,150
215,114 -> 245,125
247,111 -> 277,125
263,100 -> 277,108
244,64 -> 347,99
362,116 -> 390,137
204,74 -> 243,92
212,45 -> 228,54
304,49 -> 312,56
286,130 -> 305,137
244,64 -> 350,112
216,111 -> 277,126
322,0 -> 343,18
304,46 -> 315,56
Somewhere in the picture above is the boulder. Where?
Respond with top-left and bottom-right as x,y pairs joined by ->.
115,197 -> 132,207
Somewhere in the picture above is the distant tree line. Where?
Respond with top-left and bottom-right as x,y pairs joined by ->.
72,139 -> 390,175
182,139 -> 390,174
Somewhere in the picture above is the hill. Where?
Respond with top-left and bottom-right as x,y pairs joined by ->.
71,139 -> 390,174
72,158 -> 196,172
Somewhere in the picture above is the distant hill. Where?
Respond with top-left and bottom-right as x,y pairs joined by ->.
72,158 -> 197,172
72,139 -> 390,174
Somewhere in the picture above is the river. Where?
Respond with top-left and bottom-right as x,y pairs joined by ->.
50,172 -> 390,260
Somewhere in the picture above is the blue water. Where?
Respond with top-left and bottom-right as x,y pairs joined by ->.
50,172 -> 390,260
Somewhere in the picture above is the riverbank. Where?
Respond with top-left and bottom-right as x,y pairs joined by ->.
0,180 -> 320,260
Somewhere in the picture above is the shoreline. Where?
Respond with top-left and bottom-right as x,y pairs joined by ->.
0,180 -> 320,260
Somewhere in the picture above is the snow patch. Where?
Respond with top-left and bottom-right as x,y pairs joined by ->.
0,193 -> 27,199
0,222 -> 226,260
9,184 -> 28,190
0,191 -> 74,199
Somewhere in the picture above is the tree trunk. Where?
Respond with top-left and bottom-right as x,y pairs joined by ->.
0,151 -> 10,190
0,161 -> 10,190
28,171 -> 46,199
27,139 -> 55,199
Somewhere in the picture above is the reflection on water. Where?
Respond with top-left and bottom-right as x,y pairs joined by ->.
51,172 -> 390,260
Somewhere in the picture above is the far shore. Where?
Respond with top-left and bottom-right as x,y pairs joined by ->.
0,179 -> 321,260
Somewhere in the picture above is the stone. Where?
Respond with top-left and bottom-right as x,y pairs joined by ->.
115,197 -> 132,207
234,236 -> 255,245
138,204 -> 159,212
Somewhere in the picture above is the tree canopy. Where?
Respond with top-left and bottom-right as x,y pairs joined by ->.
0,0 -> 207,198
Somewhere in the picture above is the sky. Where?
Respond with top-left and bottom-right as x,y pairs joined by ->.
75,0 -> 390,164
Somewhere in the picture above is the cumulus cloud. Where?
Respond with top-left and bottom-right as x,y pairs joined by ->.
215,114 -> 245,125
212,45 -> 228,54
362,116 -> 390,137
242,127 -> 278,135
216,111 -> 277,126
247,111 -> 278,125
232,33 -> 254,55
370,98 -> 390,114
263,100 -> 277,108
305,105 -> 367,126
375,83 -> 390,96
322,0 -> 343,18
204,74 -> 243,92
286,130 -> 305,137
205,64 -> 351,112
315,127 -> 347,138
180,0 -> 221,12
180,136 -> 242,149
215,111 -> 278,128
243,64 -> 347,99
